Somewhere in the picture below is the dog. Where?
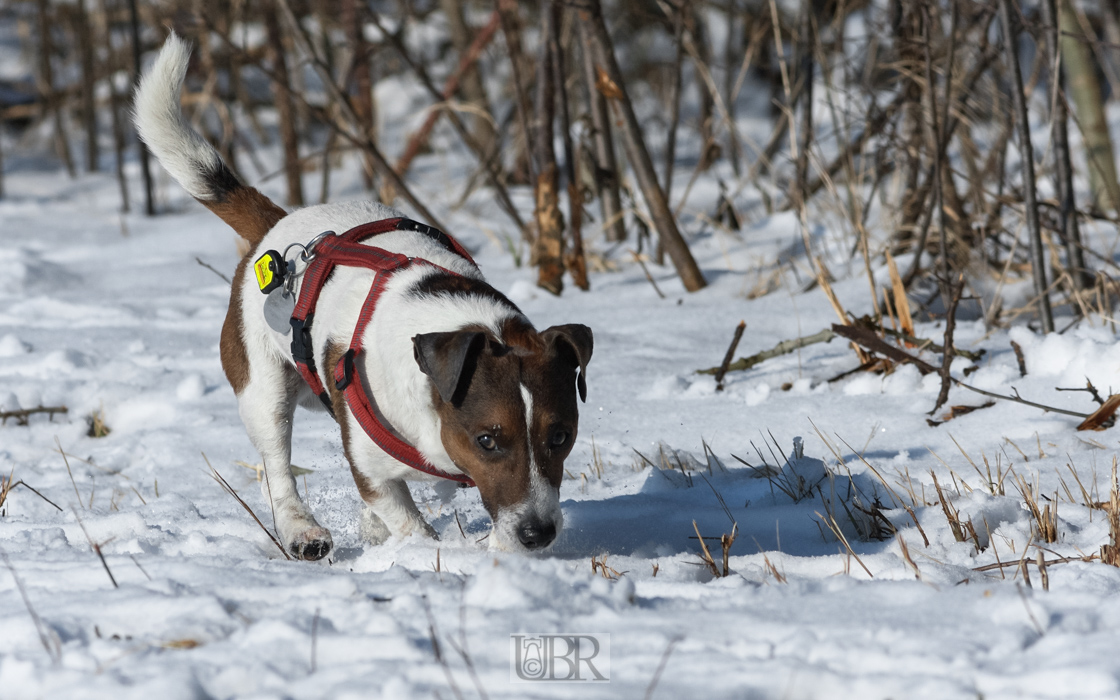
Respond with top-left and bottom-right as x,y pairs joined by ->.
133,34 -> 592,560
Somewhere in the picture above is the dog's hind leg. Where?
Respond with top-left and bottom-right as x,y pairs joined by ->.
237,364 -> 334,561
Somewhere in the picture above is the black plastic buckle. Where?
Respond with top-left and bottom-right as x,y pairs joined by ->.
336,349 -> 356,390
290,313 -> 316,368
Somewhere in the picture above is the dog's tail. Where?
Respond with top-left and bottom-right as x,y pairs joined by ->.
133,32 -> 286,247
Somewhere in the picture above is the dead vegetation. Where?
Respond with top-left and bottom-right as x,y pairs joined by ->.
203,453 -> 291,560
0,405 -> 68,426
591,554 -> 625,580
1102,461 -> 1120,567
1014,474 -> 1060,544
86,406 -> 110,438
0,465 -> 62,516
4,0 -> 1120,311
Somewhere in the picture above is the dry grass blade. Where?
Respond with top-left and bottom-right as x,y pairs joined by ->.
195,256 -> 232,285
973,450 -> 1010,497
701,475 -> 736,524
700,438 -> 723,474
591,435 -> 605,479
55,436 -> 83,509
1013,474 -> 1059,544
904,504 -> 930,547
1,473 -> 63,513
203,453 -> 291,560
235,460 -> 313,481
885,251 -> 914,339
692,520 -> 721,577
816,259 -> 872,365
948,433 -> 980,476
72,507 -> 117,588
643,635 -> 683,700
1016,583 -> 1046,636
1,545 -> 62,663
1063,461 -> 1094,509
633,448 -> 659,470
591,554 -> 624,580
932,472 -> 965,543
403,569 -> 468,700
816,511 -> 873,578
828,427 -> 905,508
897,533 -> 922,580
720,523 -> 738,577
762,551 -> 786,583
1,465 -> 18,513
630,250 -> 666,299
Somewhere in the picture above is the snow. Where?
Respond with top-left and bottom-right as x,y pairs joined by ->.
5,61 -> 1120,700
4,166 -> 1120,699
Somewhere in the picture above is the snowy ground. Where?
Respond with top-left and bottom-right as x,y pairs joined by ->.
6,49 -> 1120,700
5,158 -> 1120,700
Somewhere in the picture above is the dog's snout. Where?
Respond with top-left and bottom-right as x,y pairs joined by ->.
517,519 -> 557,549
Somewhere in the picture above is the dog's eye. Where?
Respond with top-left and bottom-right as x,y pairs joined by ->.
477,435 -> 497,451
550,430 -> 569,447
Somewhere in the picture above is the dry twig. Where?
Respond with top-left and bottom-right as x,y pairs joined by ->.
204,454 -> 291,560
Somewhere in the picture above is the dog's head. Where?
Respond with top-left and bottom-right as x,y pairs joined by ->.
413,320 -> 592,552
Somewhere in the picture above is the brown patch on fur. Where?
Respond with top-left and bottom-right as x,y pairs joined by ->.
323,341 -> 384,504
216,183 -> 287,395
205,185 -> 286,246
219,255 -> 252,395
499,317 -> 545,354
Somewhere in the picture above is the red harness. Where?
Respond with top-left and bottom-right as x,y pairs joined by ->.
288,217 -> 477,486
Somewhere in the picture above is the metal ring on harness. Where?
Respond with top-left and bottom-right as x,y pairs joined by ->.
281,230 -> 336,267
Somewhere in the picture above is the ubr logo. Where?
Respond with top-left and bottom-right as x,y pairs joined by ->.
510,634 -> 610,682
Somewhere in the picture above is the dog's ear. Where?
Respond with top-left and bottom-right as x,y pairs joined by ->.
413,330 -> 487,404
542,324 -> 593,402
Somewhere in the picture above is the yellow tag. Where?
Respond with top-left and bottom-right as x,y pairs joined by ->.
254,255 -> 274,291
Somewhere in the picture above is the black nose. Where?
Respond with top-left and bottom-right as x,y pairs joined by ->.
517,520 -> 557,549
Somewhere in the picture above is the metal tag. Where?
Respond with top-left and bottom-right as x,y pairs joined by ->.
263,288 -> 295,334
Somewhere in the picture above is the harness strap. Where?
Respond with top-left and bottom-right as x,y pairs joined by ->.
288,218 -> 476,486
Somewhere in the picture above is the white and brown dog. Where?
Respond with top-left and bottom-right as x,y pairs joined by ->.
133,35 -> 591,560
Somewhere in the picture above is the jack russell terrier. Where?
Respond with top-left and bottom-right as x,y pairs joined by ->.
133,34 -> 592,560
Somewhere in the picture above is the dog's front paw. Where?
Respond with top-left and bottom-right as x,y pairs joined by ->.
360,507 -> 391,546
418,519 -> 440,541
288,526 -> 333,561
